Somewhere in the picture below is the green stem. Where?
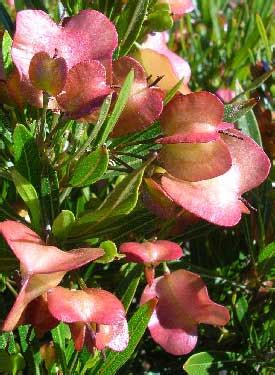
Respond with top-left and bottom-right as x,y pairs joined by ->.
113,151 -> 147,161
114,137 -> 159,150
111,156 -> 134,172
6,280 -> 18,297
59,187 -> 72,204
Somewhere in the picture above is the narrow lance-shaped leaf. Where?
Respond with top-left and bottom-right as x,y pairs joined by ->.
233,69 -> 273,101
164,77 -> 185,105
97,70 -> 134,146
13,124 -> 41,191
256,14 -> 271,62
70,156 -> 154,237
0,333 -> 14,351
209,0 -> 221,44
51,323 -> 70,374
90,93 -> 113,148
9,353 -> 26,375
0,4 -> 13,34
223,98 -> 258,123
115,264 -> 143,312
40,164 -> 59,224
235,296 -> 248,326
235,81 -> 262,146
117,0 -> 150,56
91,299 -> 157,375
17,326 -> 30,353
0,351 -> 25,374
11,169 -> 42,233
258,242 -> 275,277
69,147 -> 109,187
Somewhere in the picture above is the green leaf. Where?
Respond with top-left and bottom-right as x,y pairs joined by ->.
117,0 -> 150,56
40,164 -> 59,225
95,240 -> 118,264
91,299 -> 156,375
80,352 -> 101,374
7,333 -> 16,354
256,13 -> 271,61
69,147 -> 109,187
147,3 -> 173,32
0,332 -> 10,350
13,124 -> 41,191
14,0 -> 25,11
2,30 -> 13,76
164,77 -> 185,105
223,98 -> 258,123
21,0 -> 47,11
89,93 -> 113,147
231,22 -> 260,70
233,70 -> 274,101
18,325 -> 31,353
70,94 -> 112,164
235,296 -> 248,323
11,169 -> 42,232
115,263 -> 143,312
209,0 -> 221,44
183,352 -> 242,374
52,210 -> 75,240
10,353 -> 26,375
235,82 -> 262,145
0,350 -> 11,372
258,242 -> 275,277
70,156 -> 153,237
97,70 -> 134,146
51,323 -> 70,373
0,4 -> 13,33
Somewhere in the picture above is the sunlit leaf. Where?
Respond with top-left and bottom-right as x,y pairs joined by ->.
70,156 -> 154,238
235,296 -> 248,324
235,82 -> 262,145
97,70 -> 134,146
164,77 -> 185,105
11,169 -> 41,232
256,14 -> 271,61
115,263 -> 143,311
51,323 -> 71,373
91,299 -> 156,375
13,124 -> 41,191
40,164 -> 59,224
233,70 -> 274,101
183,352 -> 242,374
95,240 -> 118,264
69,147 -> 109,187
117,0 -> 150,56
52,210 -> 75,240
223,98 -> 258,123
2,30 -> 12,76
258,242 -> 275,278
